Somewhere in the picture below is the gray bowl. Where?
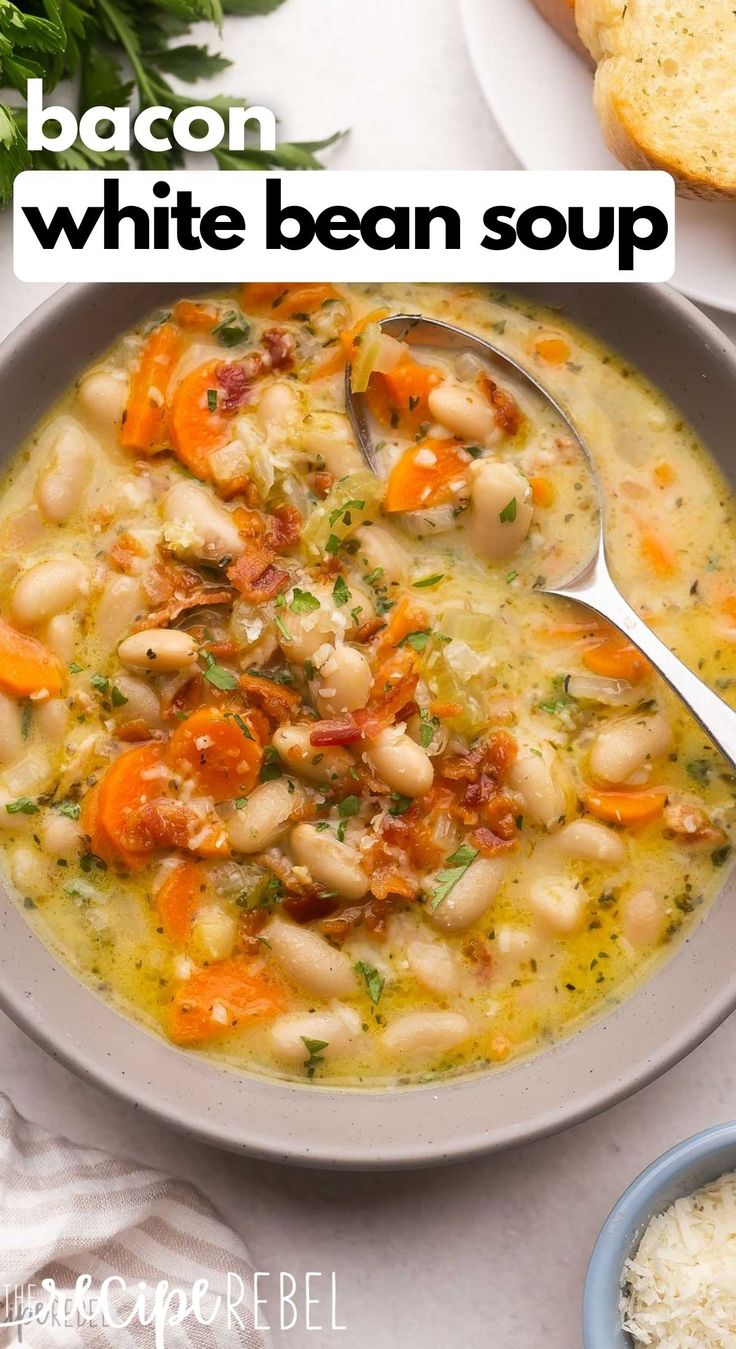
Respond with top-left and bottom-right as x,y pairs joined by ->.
1,282 -> 735,1169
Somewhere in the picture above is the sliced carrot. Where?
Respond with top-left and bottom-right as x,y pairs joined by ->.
121,323 -> 181,454
384,438 -> 469,513
365,358 -> 443,435
376,596 -> 429,657
583,636 -> 650,684
529,475 -> 555,507
0,617 -> 62,698
533,335 -> 570,365
640,529 -> 677,577
309,307 -> 390,381
167,359 -> 229,480
170,957 -> 284,1046
168,707 -> 262,803
157,860 -> 202,944
585,786 -> 668,826
653,461 -> 676,489
173,300 -> 219,331
92,742 -> 167,869
240,283 -> 337,318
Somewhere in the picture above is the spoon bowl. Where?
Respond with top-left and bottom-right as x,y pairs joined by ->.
345,312 -> 736,776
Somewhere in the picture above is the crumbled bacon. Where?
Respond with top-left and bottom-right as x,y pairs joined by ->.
310,716 -> 362,747
320,906 -> 364,942
282,890 -> 340,924
267,504 -> 302,551
108,532 -> 145,574
663,801 -> 727,846
139,561 -> 234,630
477,371 -> 524,437
216,358 -> 263,411
117,719 -> 153,743
239,672 -> 301,724
369,867 -> 417,903
262,327 -> 296,371
308,471 -> 335,498
227,552 -> 289,604
462,936 -> 493,981
121,799 -> 191,852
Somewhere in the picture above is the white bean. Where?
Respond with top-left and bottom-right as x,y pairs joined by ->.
364,726 -> 434,798
430,856 -> 507,933
407,941 -> 460,997
272,724 -> 354,785
622,889 -> 664,947
11,558 -> 86,628
117,628 -> 198,674
589,713 -> 672,785
77,369 -> 128,430
290,822 -> 368,901
0,792 -> 34,833
278,592 -> 338,663
43,614 -> 76,663
315,645 -> 372,716
0,694 -> 23,766
256,382 -> 300,436
110,675 -> 162,729
162,480 -> 245,565
97,576 -> 146,648
301,413 -> 364,476
188,905 -> 237,964
353,524 -> 408,585
40,812 -> 83,861
10,846 -> 46,900
265,916 -> 358,998
35,422 -> 93,524
528,877 -> 587,934
508,747 -> 571,830
226,779 -> 302,854
382,1011 -> 470,1058
428,382 -> 497,442
468,461 -> 534,562
270,1006 -> 361,1065
35,698 -> 68,741
555,818 -> 626,865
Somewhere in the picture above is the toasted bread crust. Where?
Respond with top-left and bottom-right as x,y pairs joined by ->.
578,0 -> 736,200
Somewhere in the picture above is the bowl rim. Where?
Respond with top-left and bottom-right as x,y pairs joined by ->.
582,1119 -> 736,1347
2,279 -> 736,1169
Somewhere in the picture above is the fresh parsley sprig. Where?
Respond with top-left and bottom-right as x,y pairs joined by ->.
0,0 -> 343,208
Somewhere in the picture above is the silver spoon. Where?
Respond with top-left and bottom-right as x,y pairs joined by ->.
345,313 -> 736,774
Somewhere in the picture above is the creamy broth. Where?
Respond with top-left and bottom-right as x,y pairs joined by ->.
0,283 -> 733,1086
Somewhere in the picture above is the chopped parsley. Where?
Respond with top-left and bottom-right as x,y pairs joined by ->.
55,801 -> 81,820
5,797 -> 39,816
212,313 -> 250,347
90,673 -> 109,695
201,652 -> 238,691
225,711 -> 254,741
206,388 -> 218,412
428,844 -> 479,912
400,630 -> 431,653
332,575 -> 351,607
419,708 -> 439,749
259,745 -> 283,783
325,533 -> 342,556
337,794 -> 361,841
355,961 -> 384,1005
413,573 -> 444,589
290,588 -> 320,614
110,685 -> 128,707
388,792 -> 412,817
301,1036 -> 329,1079
499,497 -> 517,524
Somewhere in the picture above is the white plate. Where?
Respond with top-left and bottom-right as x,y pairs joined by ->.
461,0 -> 736,313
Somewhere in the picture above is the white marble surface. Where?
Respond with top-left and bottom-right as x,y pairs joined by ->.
2,2 -> 736,1346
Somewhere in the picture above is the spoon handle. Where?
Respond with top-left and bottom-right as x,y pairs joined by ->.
549,541 -> 736,775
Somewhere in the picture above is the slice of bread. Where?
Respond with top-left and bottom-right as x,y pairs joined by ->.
576,0 -> 736,199
530,0 -> 588,57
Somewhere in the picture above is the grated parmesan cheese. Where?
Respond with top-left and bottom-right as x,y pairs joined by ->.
621,1169 -> 736,1347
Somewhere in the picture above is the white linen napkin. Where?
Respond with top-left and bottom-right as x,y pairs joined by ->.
0,1095 -> 270,1348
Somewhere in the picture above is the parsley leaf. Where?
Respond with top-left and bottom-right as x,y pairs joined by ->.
428,844 -> 479,911
6,796 -> 39,816
355,961 -> 384,1005
499,497 -> 517,524
290,588 -> 320,614
332,575 -> 350,607
301,1036 -> 329,1079
201,651 -> 238,691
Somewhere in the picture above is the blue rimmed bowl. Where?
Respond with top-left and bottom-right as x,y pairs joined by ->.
583,1121 -> 736,1347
